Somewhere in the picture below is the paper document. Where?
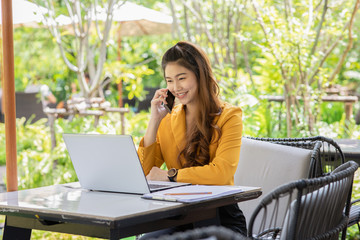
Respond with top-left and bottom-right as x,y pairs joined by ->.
142,185 -> 243,203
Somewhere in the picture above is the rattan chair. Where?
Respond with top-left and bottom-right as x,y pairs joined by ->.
153,162 -> 357,240
247,135 -> 360,231
148,226 -> 251,240
235,138 -> 323,233
248,161 -> 358,240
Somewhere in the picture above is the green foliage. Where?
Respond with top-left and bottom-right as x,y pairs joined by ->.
0,109 -> 150,190
103,60 -> 155,105
252,53 -> 284,95
13,27 -> 76,103
3,0 -> 360,239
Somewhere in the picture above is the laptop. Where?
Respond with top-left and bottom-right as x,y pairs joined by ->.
63,133 -> 190,194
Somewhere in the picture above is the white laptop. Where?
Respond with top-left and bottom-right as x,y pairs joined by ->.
63,133 -> 190,194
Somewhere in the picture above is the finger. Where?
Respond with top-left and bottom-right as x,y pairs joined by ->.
153,89 -> 167,99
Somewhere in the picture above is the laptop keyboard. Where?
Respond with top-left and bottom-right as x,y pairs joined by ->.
149,183 -> 170,190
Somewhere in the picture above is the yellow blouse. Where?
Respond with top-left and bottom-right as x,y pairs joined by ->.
138,102 -> 243,185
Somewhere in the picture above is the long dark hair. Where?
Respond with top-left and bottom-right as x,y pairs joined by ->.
162,41 -> 222,167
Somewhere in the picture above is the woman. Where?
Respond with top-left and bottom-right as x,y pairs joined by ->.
138,41 -> 246,238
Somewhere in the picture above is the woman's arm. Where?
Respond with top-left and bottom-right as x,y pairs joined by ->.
138,138 -> 165,176
138,88 -> 170,175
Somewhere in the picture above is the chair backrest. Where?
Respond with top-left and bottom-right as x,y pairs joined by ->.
15,92 -> 47,122
235,137 -> 320,231
248,161 -> 358,240
247,136 -> 345,177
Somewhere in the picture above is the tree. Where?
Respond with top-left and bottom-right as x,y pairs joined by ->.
247,0 -> 360,136
169,0 -> 249,76
35,0 -> 125,98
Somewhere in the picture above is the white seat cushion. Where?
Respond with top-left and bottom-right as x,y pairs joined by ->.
235,137 -> 312,230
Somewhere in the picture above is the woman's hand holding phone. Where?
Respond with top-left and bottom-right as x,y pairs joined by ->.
145,89 -> 174,147
150,89 -> 169,120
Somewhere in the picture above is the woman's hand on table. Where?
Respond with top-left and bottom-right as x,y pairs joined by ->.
146,166 -> 169,181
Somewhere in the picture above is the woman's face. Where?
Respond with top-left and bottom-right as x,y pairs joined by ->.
165,62 -> 198,107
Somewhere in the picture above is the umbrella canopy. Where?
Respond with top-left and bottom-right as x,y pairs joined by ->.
0,0 -> 71,28
0,0 -> 47,27
98,1 -> 173,37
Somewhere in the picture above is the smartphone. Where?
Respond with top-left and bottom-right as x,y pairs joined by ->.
163,90 -> 175,114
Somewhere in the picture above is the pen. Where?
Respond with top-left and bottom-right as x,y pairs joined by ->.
164,192 -> 212,196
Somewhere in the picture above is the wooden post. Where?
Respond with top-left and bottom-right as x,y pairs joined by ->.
117,27 -> 123,107
345,102 -> 353,121
47,114 -> 57,150
1,27 -> 5,118
118,79 -> 123,107
1,0 -> 18,192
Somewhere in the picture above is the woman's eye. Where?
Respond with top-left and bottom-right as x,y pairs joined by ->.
179,78 -> 185,80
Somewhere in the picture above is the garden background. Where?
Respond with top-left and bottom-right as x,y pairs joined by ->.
1,0 -> 360,239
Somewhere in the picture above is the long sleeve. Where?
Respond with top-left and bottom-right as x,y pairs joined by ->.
138,137 -> 165,175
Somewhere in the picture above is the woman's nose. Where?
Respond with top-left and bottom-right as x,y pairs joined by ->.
174,81 -> 181,91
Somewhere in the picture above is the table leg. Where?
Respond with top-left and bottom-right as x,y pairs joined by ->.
94,115 -> 100,127
120,113 -> 125,134
2,217 -> 32,240
47,114 -> 57,150
345,102 -> 353,121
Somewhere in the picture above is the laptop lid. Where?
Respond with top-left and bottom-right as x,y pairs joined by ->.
63,134 -> 189,194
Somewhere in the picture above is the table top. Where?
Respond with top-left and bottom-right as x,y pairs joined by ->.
0,183 -> 179,221
0,182 -> 261,225
335,139 -> 360,161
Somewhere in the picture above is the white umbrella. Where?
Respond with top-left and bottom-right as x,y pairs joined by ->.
0,0 -> 47,27
0,0 -> 70,114
0,0 -> 72,28
110,1 -> 173,36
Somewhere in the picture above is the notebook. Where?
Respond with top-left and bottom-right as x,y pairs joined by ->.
63,133 -> 190,194
142,185 -> 246,203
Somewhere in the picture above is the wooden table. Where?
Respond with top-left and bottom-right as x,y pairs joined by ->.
335,139 -> 360,164
44,107 -> 129,149
260,95 -> 358,121
0,183 -> 261,240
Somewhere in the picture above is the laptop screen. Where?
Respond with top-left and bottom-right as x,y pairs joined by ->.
63,134 -> 151,194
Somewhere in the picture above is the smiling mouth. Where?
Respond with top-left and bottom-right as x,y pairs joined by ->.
177,92 -> 187,97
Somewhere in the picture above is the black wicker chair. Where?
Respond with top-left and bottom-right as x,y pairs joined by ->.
248,161 -> 358,240
158,161 -> 358,240
151,162 -> 357,240
148,226 -> 251,240
246,136 -> 360,232
235,138 -> 324,233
